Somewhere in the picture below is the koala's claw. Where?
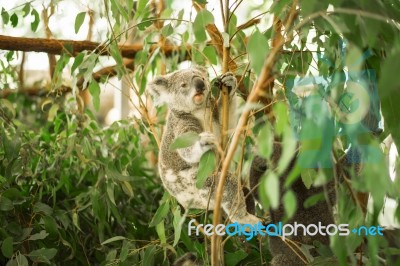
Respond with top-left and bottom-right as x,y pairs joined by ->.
219,72 -> 237,91
199,132 -> 216,149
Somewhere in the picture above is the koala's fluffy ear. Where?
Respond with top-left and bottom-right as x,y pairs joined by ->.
147,76 -> 169,106
192,65 -> 209,78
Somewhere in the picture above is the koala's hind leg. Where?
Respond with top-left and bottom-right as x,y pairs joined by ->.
212,172 -> 261,225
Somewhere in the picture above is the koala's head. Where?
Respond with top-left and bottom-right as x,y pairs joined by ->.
147,66 -> 210,112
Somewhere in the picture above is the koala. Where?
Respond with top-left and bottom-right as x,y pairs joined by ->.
147,66 -> 261,225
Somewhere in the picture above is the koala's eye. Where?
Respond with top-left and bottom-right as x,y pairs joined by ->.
181,82 -> 187,88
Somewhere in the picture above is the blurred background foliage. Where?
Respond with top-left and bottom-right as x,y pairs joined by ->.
0,0 -> 400,265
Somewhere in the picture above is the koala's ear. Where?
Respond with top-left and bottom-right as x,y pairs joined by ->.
147,76 -> 169,106
192,65 -> 209,78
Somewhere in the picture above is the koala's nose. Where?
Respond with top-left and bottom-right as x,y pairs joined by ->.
193,77 -> 205,93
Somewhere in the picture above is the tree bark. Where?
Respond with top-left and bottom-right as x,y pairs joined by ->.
0,35 -> 182,58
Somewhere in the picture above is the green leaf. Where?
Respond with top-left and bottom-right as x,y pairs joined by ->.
43,216 -> 58,236
1,237 -> 13,258
0,196 -> 14,211
155,221 -> 166,244
283,190 -> 297,218
379,45 -> 400,150
106,182 -> 115,205
110,0 -> 129,22
71,52 -> 85,73
7,254 -> 28,266
109,42 -> 124,67
265,171 -> 280,209
119,240 -> 129,262
173,206 -> 183,246
277,128 -> 297,175
27,248 -> 57,263
203,46 -> 218,65
1,8 -> 9,24
225,250 -> 248,265
196,150 -> 216,189
30,9 -> 40,32
28,230 -> 49,241
33,202 -> 53,215
301,168 -> 317,189
300,0 -> 318,16
101,236 -> 126,245
74,12 -> 86,34
161,24 -> 173,37
106,249 -> 117,261
88,80 -> 101,111
149,200 -> 170,227
169,131 -> 199,151
247,29 -> 268,75
143,245 -> 156,265
47,103 -> 59,122
0,99 -> 16,119
193,9 -> 214,42
10,13 -> 18,27
137,0 -> 147,14
304,192 -> 325,208
258,123 -> 273,159
345,45 -> 363,72
22,4 -> 31,17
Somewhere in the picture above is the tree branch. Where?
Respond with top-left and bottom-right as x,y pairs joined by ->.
210,1 -> 298,260
0,59 -> 134,98
0,35 -> 183,58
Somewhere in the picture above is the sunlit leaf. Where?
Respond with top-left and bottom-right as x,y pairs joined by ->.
173,206 -> 184,246
247,29 -> 268,75
193,9 -> 214,42
1,8 -> 9,24
22,4 -> 30,17
30,9 -> 40,32
101,236 -> 126,245
258,123 -> 273,159
28,230 -> 49,241
88,80 -> 101,111
283,190 -> 297,218
169,131 -> 199,151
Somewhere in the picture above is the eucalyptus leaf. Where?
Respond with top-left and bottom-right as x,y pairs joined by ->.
169,132 -> 199,151
1,237 -> 13,258
101,236 -> 126,245
196,150 -> 216,189
74,12 -> 86,34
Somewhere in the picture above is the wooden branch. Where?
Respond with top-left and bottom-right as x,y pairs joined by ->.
0,59 -> 134,98
0,35 -> 183,58
211,1 -> 299,262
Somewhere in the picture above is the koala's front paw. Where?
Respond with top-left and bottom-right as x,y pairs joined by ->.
199,132 -> 217,151
219,72 -> 237,93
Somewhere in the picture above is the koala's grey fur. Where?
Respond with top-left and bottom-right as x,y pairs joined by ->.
148,66 -> 260,224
